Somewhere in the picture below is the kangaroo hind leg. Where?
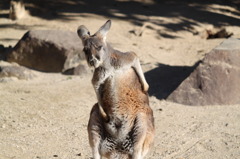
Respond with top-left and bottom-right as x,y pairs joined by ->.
132,113 -> 154,159
88,104 -> 104,159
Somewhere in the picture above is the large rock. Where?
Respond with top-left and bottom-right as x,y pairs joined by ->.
167,38 -> 240,105
7,30 -> 85,72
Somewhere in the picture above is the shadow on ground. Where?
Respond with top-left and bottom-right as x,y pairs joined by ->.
0,0 -> 239,36
0,45 -> 12,60
145,61 -> 200,99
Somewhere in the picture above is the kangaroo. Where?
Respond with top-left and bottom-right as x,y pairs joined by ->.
77,20 -> 154,159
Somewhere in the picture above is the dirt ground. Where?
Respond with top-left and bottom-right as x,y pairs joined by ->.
0,0 -> 240,159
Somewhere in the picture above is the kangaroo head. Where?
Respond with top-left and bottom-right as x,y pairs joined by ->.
77,20 -> 111,68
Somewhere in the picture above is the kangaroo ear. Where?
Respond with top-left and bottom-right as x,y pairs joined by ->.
77,25 -> 90,41
96,20 -> 111,41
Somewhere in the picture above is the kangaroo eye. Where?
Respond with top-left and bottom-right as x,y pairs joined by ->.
95,55 -> 100,60
97,46 -> 102,51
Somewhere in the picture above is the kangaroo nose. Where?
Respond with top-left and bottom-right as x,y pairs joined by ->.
89,59 -> 95,66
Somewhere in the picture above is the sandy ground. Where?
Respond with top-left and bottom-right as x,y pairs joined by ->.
0,1 -> 240,159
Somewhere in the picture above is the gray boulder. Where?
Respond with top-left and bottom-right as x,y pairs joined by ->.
7,30 -> 85,73
0,61 -> 36,81
167,38 -> 240,105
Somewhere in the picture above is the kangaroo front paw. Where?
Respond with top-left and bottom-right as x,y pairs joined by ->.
143,83 -> 149,92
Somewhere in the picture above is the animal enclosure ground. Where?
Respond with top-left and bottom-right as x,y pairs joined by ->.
0,0 -> 240,158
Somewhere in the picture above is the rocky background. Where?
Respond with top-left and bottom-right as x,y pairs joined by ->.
0,0 -> 240,159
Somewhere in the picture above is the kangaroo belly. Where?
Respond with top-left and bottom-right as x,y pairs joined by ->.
100,69 -> 149,137
101,68 -> 149,114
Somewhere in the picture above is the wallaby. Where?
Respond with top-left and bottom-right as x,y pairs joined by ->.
77,20 -> 154,159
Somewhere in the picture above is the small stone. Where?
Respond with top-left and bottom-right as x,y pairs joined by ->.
158,108 -> 163,111
76,153 -> 81,156
0,61 -> 36,80
1,124 -> 6,128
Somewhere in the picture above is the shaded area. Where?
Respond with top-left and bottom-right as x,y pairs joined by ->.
145,62 -> 200,99
0,0 -> 239,34
0,44 -> 12,61
0,23 -> 44,30
0,12 -> 8,18
157,30 -> 181,39
0,38 -> 19,42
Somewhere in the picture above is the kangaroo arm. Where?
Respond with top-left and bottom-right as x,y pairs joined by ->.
92,68 -> 110,122
132,58 -> 149,92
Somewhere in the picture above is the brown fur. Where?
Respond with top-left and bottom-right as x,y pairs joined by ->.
78,20 -> 154,159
